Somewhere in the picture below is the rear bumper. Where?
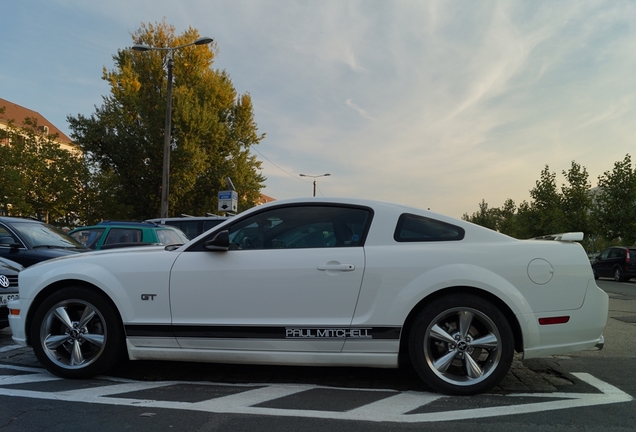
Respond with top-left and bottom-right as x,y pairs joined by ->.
522,279 -> 608,359
594,334 -> 605,350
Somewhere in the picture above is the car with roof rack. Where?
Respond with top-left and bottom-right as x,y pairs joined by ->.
69,221 -> 189,251
145,215 -> 229,239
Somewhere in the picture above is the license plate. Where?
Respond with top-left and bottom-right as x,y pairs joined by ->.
0,294 -> 18,306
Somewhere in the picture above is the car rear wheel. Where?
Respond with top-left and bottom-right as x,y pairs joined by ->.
409,293 -> 514,395
614,267 -> 625,282
30,286 -> 124,379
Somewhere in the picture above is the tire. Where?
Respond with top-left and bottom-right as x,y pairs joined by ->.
614,267 -> 624,282
30,286 -> 124,379
408,293 -> 514,395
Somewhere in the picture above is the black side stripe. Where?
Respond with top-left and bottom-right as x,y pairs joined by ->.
125,325 -> 401,340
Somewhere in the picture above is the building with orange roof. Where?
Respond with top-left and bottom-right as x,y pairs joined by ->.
0,97 -> 77,152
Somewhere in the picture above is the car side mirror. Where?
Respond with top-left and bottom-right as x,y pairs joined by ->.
203,230 -> 230,251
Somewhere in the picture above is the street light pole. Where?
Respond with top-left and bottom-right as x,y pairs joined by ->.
161,52 -> 174,219
131,36 -> 213,218
299,173 -> 331,197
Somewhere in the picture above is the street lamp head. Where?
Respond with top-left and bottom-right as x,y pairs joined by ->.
194,36 -> 214,45
323,173 -> 331,177
131,44 -> 151,52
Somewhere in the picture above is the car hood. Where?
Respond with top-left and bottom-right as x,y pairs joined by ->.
25,244 -> 170,269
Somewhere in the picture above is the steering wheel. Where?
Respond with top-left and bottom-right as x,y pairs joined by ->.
243,237 -> 256,249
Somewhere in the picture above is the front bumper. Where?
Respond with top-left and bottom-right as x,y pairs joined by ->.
7,299 -> 28,347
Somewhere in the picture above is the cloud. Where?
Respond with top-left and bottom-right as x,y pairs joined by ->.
4,1 -> 636,218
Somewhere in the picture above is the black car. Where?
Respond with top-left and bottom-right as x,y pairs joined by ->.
0,257 -> 21,329
0,216 -> 88,267
591,246 -> 636,282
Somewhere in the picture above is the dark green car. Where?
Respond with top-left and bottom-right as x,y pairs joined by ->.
69,221 -> 189,250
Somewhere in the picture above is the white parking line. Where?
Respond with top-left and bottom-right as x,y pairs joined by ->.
0,365 -> 631,423
0,345 -> 23,353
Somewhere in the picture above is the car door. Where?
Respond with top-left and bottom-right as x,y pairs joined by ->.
169,204 -> 372,352
594,248 -> 611,277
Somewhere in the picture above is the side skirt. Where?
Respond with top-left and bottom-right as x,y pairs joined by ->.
125,341 -> 399,368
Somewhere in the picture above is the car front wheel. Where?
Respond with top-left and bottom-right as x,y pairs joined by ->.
30,286 -> 124,379
409,293 -> 514,395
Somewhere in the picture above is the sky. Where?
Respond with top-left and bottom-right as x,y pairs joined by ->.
2,0 -> 636,218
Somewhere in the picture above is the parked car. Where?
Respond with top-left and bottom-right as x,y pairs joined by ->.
145,216 -> 229,239
591,246 -> 636,281
0,257 -> 22,329
8,198 -> 608,395
69,221 -> 189,251
0,216 -> 88,267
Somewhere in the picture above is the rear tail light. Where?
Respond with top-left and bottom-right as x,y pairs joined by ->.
539,316 -> 570,325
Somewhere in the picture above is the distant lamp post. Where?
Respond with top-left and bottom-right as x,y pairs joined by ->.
299,173 -> 331,197
131,36 -> 213,218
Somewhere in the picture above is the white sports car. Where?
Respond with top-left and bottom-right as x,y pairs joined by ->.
8,198 -> 608,395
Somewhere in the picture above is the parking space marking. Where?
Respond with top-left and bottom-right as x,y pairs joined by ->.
0,345 -> 23,353
0,365 -> 631,423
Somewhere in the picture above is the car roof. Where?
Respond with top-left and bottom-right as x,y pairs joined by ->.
70,221 -> 169,230
98,221 -> 161,227
146,216 -> 229,222
0,216 -> 45,224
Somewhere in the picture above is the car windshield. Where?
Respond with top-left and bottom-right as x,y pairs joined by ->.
11,222 -> 85,249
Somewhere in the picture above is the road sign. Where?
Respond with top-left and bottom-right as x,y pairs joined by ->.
218,190 -> 238,213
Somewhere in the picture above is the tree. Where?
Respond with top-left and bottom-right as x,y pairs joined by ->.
497,198 -> 521,238
0,117 -> 87,224
595,154 -> 636,245
462,199 -> 499,230
67,20 -> 265,220
525,165 -> 565,237
561,161 -> 595,250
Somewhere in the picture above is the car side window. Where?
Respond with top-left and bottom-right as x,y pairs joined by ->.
0,226 -> 19,246
599,249 -> 610,260
175,221 -> 199,239
394,214 -> 465,242
227,205 -> 371,250
104,228 -> 142,245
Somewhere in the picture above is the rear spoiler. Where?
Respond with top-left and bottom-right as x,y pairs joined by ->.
531,232 -> 584,242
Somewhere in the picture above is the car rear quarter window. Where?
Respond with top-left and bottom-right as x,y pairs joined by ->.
394,214 -> 465,242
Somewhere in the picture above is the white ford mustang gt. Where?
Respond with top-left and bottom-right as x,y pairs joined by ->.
8,198 -> 607,395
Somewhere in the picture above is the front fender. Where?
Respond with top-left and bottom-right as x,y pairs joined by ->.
19,250 -> 179,324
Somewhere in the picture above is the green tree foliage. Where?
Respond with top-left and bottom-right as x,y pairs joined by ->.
464,162 -> 596,246
595,154 -> 636,245
0,117 -> 87,224
67,21 -> 265,219
461,200 -> 498,230
525,165 -> 565,237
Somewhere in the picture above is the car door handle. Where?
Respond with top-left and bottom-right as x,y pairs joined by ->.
317,263 -> 355,272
